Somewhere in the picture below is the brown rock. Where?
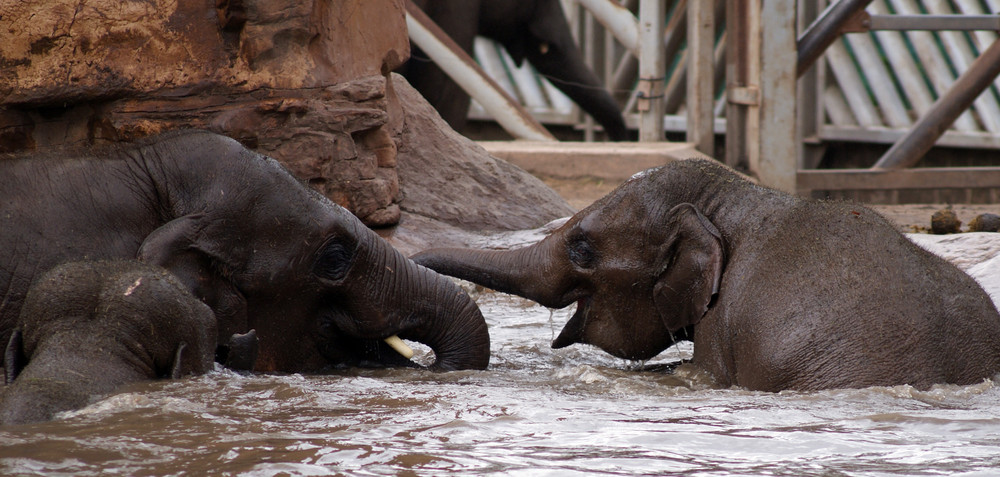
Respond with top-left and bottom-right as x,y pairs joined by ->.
0,1 -> 407,227
0,0 -> 407,106
0,1 -> 572,233
931,208 -> 962,234
968,213 -> 1000,233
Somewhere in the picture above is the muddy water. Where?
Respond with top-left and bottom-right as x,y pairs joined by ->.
2,286 -> 1000,476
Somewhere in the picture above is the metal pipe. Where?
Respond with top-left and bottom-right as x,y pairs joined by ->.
868,14 -> 1000,31
872,38 -> 1000,170
687,0 -> 715,156
404,2 -> 556,142
637,0 -> 665,141
577,0 -> 641,57
796,0 -> 874,77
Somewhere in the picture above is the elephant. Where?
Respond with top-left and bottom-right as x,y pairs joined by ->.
0,130 -> 490,375
401,0 -> 629,141
1,260 -> 219,425
412,159 -> 1000,392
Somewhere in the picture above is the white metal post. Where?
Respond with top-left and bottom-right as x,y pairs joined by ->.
757,0 -> 797,192
405,3 -> 556,142
638,0 -> 666,142
687,0 -> 716,156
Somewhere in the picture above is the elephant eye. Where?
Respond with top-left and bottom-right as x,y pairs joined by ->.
314,239 -> 354,282
568,237 -> 596,268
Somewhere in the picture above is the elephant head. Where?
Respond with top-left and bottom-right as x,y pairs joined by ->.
133,132 -> 490,372
412,176 -> 723,361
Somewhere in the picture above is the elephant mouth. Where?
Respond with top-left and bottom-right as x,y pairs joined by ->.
552,297 -> 590,349
317,312 -> 485,371
316,313 -> 421,368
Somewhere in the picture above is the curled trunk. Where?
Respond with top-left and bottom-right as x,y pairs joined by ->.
357,234 -> 492,371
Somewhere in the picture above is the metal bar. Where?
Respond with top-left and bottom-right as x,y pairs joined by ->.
637,0 -> 665,141
797,0 -> 874,77
892,0 -> 970,122
756,0 -> 798,192
577,0 -> 641,56
725,0 -> 752,170
798,167 -> 1000,191
687,0 -> 715,156
867,14 -> 1000,31
826,40 -> 883,127
955,0 -> 1000,102
872,38 -> 1000,169
819,124 -> 1000,149
868,1 -> 977,132
404,2 -> 555,142
925,0 -> 1000,134
844,26 -> 911,128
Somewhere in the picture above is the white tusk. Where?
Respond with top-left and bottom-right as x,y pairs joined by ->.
384,335 -> 414,359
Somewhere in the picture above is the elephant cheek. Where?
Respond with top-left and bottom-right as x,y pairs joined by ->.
588,306 -> 672,361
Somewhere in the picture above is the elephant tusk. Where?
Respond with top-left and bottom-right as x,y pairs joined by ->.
384,335 -> 414,359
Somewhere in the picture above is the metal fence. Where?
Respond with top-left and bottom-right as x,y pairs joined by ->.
470,0 -> 1000,151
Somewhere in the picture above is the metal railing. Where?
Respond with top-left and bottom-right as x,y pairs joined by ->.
414,0 -> 1000,196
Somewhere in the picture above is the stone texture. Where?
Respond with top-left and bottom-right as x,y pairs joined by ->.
0,0 -> 408,105
0,0 -> 408,227
0,0 -> 573,233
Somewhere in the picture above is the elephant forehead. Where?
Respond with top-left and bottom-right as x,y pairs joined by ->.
578,207 -> 660,249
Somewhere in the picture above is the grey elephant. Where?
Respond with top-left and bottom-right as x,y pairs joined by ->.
402,0 -> 629,141
1,260 -> 217,425
0,130 -> 489,374
413,159 -> 1000,391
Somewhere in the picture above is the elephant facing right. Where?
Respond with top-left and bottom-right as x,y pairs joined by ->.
413,159 -> 1000,392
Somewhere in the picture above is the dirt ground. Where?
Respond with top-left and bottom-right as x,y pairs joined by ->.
540,175 -> 1000,234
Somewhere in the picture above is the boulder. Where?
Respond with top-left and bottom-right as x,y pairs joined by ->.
0,1 -> 572,233
0,0 -> 408,227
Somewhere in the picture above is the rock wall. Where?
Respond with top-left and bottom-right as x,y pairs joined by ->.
0,0 -> 408,226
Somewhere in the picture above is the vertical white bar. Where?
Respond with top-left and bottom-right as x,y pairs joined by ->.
638,0 -> 665,142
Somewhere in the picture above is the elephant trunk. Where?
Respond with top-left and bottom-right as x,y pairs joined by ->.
400,264 -> 491,371
525,40 -> 628,141
372,243 -> 491,371
412,237 -> 575,310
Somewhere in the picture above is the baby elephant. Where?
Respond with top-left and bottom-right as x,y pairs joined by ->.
414,159 -> 1000,391
1,260 -> 217,425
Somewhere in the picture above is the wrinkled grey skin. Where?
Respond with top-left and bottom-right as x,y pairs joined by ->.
402,0 -> 629,141
0,130 -> 489,374
413,159 -> 1000,391
1,260 -> 216,425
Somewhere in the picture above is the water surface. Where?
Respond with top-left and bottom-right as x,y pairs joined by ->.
2,289 -> 999,476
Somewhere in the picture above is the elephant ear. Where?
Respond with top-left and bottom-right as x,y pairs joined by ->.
138,215 -> 248,339
653,204 -> 725,331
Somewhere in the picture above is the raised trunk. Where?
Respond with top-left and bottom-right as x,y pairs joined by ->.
528,49 -> 628,141
523,12 -> 628,142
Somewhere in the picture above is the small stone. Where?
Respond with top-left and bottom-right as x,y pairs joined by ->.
930,208 -> 961,234
968,213 -> 1000,233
